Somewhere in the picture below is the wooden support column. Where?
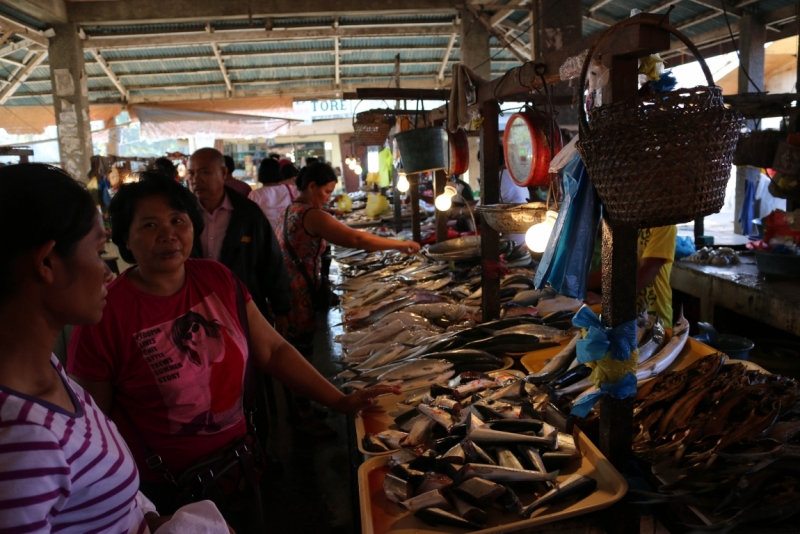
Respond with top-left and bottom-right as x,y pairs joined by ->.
460,6 -> 491,80
734,13 -> 765,235
409,173 -> 422,244
481,100 -> 501,321
434,169 -> 448,242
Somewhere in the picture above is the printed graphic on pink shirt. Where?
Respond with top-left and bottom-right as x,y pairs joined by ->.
132,292 -> 246,436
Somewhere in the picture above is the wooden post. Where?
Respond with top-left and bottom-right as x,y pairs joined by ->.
409,173 -> 422,244
481,99 -> 501,321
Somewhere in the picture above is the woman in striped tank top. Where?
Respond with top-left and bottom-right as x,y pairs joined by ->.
0,165 -> 226,533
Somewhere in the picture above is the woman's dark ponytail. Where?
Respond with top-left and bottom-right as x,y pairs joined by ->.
296,163 -> 337,192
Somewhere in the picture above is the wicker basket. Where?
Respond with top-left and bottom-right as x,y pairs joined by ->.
353,110 -> 395,146
575,18 -> 744,229
734,129 -> 783,169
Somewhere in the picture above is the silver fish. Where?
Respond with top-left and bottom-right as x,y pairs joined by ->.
355,344 -> 408,371
401,489 -> 451,513
519,474 -> 597,518
384,473 -> 413,503
454,379 -> 498,400
374,359 -> 453,384
401,417 -> 436,447
527,332 -> 580,382
637,315 -> 667,364
637,310 -> 689,379
496,447 -> 525,470
455,463 -> 558,484
417,404 -> 456,433
387,370 -> 456,393
377,430 -> 408,450
469,427 -> 558,449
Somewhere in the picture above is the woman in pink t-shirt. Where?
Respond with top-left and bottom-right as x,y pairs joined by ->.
68,174 -> 397,533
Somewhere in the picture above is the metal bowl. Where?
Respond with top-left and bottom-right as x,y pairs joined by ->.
476,202 -> 549,234
426,236 -> 482,261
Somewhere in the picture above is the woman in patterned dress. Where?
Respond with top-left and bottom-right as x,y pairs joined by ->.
277,163 -> 420,437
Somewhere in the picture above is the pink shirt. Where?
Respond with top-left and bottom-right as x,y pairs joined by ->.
200,192 -> 233,261
249,183 -> 297,233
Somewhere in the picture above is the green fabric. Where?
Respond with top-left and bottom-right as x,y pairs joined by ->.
378,147 -> 393,188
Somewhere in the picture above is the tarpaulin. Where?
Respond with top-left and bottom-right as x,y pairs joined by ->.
132,107 -> 300,141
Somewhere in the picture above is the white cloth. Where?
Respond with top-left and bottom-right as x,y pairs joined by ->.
448,64 -> 484,132
500,169 -> 529,204
249,183 -> 297,232
154,501 -> 228,534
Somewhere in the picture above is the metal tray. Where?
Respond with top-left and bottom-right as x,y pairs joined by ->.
426,236 -> 482,261
358,426 -> 627,533
355,365 -> 520,457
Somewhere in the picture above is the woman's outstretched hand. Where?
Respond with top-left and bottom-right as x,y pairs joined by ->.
399,241 -> 421,255
333,384 -> 401,414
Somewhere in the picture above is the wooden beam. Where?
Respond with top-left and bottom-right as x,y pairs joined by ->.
334,36 -> 340,87
764,3 -> 799,26
466,5 -> 528,62
0,13 -> 48,46
1,0 -> 67,24
0,50 -> 46,104
583,9 -> 617,27
89,48 -> 129,101
82,23 -> 459,50
66,0 -> 461,24
438,32 -> 456,82
489,0 -> 527,26
646,0 -> 681,13
356,87 -> 449,99
211,43 -> 232,95
687,0 -> 742,17
677,9 -> 725,31
587,0 -> 615,12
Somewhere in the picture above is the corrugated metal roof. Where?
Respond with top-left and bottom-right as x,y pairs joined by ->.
0,1 -> 795,107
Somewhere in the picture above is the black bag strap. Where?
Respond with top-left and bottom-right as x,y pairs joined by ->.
282,204 -> 320,298
120,278 -> 257,483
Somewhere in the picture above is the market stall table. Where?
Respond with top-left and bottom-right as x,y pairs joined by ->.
670,253 -> 800,337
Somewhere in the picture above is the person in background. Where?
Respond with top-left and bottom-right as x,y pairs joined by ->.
150,157 -> 180,183
277,163 -> 420,438
222,155 -> 252,197
186,148 -> 290,336
268,153 -> 281,161
304,156 -> 319,167
248,157 -> 298,233
0,164 -> 165,533
585,225 -> 677,325
67,176 -> 397,532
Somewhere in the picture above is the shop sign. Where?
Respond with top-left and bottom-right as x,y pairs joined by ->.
292,100 -> 352,121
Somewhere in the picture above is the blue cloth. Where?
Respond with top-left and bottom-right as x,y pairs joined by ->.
738,179 -> 756,237
674,236 -> 695,261
571,374 -> 638,418
572,305 -> 637,363
533,155 -> 601,299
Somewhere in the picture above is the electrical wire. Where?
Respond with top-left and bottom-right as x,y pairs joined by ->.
470,0 -> 564,73
720,0 -> 763,94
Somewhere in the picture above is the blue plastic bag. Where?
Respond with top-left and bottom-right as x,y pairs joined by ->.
674,236 -> 695,261
534,155 -> 601,299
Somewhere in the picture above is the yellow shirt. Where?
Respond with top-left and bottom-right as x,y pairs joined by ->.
636,225 -> 677,326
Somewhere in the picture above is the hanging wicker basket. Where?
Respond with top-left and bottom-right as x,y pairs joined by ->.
575,18 -> 744,229
353,110 -> 395,146
734,129 -> 783,169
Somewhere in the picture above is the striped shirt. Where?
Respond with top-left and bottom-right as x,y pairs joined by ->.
0,356 -> 148,534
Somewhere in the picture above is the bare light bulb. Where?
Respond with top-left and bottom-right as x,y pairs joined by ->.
444,185 -> 458,197
525,210 -> 559,253
434,193 -> 452,211
354,164 -> 363,175
397,173 -> 410,192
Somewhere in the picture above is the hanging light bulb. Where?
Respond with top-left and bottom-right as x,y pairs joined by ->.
443,184 -> 458,197
434,193 -> 452,211
396,172 -> 410,193
345,157 -> 352,165
525,210 -> 559,253
354,164 -> 363,175
347,160 -> 356,170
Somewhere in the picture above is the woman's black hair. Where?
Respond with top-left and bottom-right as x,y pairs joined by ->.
280,163 -> 299,180
258,158 -> 281,185
0,164 -> 98,301
150,157 -> 177,178
109,172 -> 204,264
296,162 -> 337,192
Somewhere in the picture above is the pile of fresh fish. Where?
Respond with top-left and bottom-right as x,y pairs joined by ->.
628,353 -> 800,531
366,371 -> 598,529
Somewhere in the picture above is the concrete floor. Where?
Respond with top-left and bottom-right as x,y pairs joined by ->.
260,307 -> 358,534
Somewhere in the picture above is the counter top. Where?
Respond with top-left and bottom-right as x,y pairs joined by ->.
671,254 -> 800,337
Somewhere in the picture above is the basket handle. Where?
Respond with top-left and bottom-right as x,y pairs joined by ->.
577,16 -> 717,136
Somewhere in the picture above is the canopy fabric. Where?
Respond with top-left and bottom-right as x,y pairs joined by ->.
132,106 -> 300,141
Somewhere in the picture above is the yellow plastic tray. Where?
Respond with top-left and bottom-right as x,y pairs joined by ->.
358,427 -> 627,533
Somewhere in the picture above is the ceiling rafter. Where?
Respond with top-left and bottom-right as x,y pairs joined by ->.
489,0 -> 528,26
81,23 -> 459,50
211,42 -> 233,95
437,32 -> 457,85
466,5 -> 528,62
0,50 -> 47,104
89,48 -> 129,101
